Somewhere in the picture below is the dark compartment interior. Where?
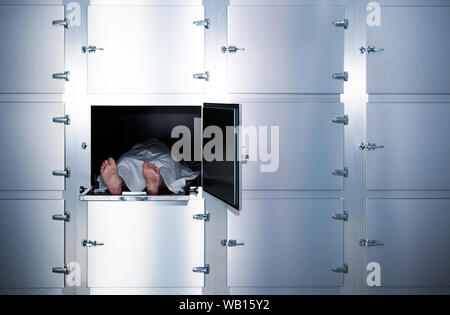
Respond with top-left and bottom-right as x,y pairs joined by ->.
91,106 -> 202,194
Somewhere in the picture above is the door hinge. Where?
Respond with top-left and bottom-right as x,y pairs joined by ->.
193,212 -> 210,222
221,46 -> 245,53
332,72 -> 348,81
332,211 -> 348,222
193,72 -> 209,81
331,263 -> 348,274
52,211 -> 71,223
52,18 -> 70,28
359,239 -> 384,247
52,265 -> 71,275
82,45 -> 104,54
332,167 -> 348,178
82,240 -> 104,248
53,115 -> 70,125
332,19 -> 349,29
359,143 -> 384,151
360,46 -> 385,54
192,264 -> 210,274
53,168 -> 71,178
52,71 -> 70,81
332,115 -> 348,125
193,18 -> 210,29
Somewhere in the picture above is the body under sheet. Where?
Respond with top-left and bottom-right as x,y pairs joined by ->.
97,138 -> 199,194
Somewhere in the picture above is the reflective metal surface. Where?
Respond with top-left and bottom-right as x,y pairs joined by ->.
87,199 -> 205,288
0,200 -> 65,288
0,5 -> 65,93
87,5 -> 205,93
227,5 -> 345,93
366,6 -> 450,93
242,102 -> 345,190
366,102 -> 450,190
366,199 -> 450,286
0,102 -> 66,191
228,199 -> 344,287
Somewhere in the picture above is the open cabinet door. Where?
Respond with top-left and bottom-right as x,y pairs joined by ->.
203,103 -> 241,210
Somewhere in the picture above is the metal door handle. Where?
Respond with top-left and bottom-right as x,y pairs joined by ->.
360,143 -> 384,151
227,240 -> 244,247
221,46 -> 245,53
82,240 -> 104,247
360,239 -> 384,247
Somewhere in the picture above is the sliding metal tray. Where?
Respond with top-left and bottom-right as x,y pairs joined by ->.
80,187 -> 203,201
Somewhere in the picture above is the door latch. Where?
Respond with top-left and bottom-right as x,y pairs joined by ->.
332,72 -> 348,81
331,263 -> 348,274
332,19 -> 349,29
359,239 -> 384,247
332,115 -> 348,125
82,46 -> 104,53
360,46 -> 385,54
52,19 -> 70,28
359,143 -> 384,151
53,115 -> 70,125
221,46 -> 245,53
332,211 -> 348,222
193,72 -> 210,81
82,240 -> 104,248
52,266 -> 71,275
332,167 -> 348,178
192,264 -> 210,274
52,71 -> 70,81
193,19 -> 210,29
221,239 -> 245,247
193,213 -> 210,222
52,211 -> 71,223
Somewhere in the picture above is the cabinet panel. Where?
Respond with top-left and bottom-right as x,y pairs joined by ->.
88,5 -> 205,94
0,6 -> 65,94
228,199 -> 344,287
242,103 -> 344,190
366,6 -> 450,94
366,199 -> 450,287
0,103 -> 66,191
366,103 -> 450,190
87,200 -> 205,288
227,5 -> 345,93
0,200 -> 65,288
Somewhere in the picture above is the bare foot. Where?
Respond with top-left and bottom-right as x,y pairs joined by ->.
100,158 -> 124,195
142,162 -> 162,195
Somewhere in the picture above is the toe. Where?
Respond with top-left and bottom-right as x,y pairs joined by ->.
107,158 -> 115,165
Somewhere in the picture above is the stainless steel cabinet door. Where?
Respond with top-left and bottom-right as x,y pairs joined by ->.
366,199 -> 450,287
227,5 -> 345,93
88,6 -> 205,94
87,200 -> 205,288
0,103 -> 66,191
242,103 -> 345,190
228,199 -> 344,287
366,6 -> 450,94
366,103 -> 450,190
0,6 -> 65,94
0,200 -> 65,288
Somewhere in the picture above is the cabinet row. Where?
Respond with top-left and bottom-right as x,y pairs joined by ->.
1,4 -> 449,94
0,198 -> 449,288
1,102 -> 450,192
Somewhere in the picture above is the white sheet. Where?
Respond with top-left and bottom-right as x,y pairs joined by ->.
98,138 -> 199,193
